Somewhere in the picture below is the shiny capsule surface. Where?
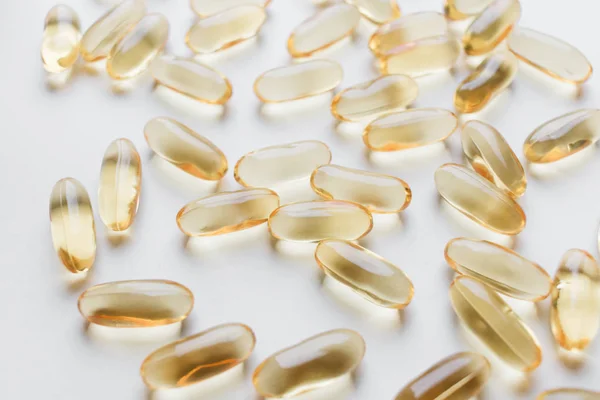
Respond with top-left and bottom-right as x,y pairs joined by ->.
141,323 -> 256,389
435,164 -> 526,235
42,5 -> 81,73
144,117 -> 228,180
444,0 -> 495,20
463,0 -> 521,55
253,329 -> 365,398
450,276 -> 542,371
538,389 -> 600,400
345,0 -> 400,25
191,0 -> 271,17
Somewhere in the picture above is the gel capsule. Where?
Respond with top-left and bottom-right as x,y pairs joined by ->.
191,0 -> 271,17
42,5 -> 81,73
394,352 -> 491,400
551,249 -> 600,351
141,323 -> 256,389
450,276 -> 542,371
144,117 -> 228,180
463,0 -> 521,55
444,0 -> 495,20
538,389 -> 600,400
435,164 -> 525,235
268,200 -> 372,242
49,178 -> 96,273
253,329 -> 365,398
78,280 -> 193,327
345,0 -> 400,25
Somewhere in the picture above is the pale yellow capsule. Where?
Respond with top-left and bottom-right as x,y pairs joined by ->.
42,5 -> 81,73
345,0 -> 401,25
444,0 -> 495,20
144,117 -> 228,180
538,389 -> 600,400
191,0 -> 271,17
463,0 -> 521,56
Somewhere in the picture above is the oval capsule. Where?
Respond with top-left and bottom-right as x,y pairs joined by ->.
144,117 -> 228,180
345,0 -> 400,25
253,329 -> 365,398
444,0 -> 495,20
538,389 -> 600,400
191,0 -> 271,17
41,5 -> 81,73
141,323 -> 256,389
450,276 -> 542,371
463,0 -> 521,56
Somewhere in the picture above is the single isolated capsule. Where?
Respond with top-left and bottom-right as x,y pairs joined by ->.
345,0 -> 401,25
444,0 -> 495,20
463,0 -> 521,56
49,178 -> 96,273
141,323 -> 256,389
191,0 -> 271,17
253,329 -> 365,398
450,276 -> 542,371
537,388 -> 600,400
144,117 -> 228,180
41,5 -> 81,73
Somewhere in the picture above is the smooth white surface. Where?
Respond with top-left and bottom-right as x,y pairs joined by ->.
2,0 -> 600,399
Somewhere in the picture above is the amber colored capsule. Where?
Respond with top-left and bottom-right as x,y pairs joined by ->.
444,0 -> 495,20
551,249 -> 600,351
49,178 -> 96,273
435,164 -> 525,235
141,323 -> 256,389
463,0 -> 521,56
191,0 -> 271,17
253,329 -> 365,398
363,108 -> 458,152
345,0 -> 400,25
538,389 -> 600,400
144,117 -> 228,180
450,276 -> 542,371
41,5 -> 81,73
394,352 -> 491,400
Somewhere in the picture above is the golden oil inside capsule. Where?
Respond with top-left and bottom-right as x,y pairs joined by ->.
345,0 -> 401,25
445,238 -> 551,301
363,108 -> 458,152
311,165 -> 411,213
144,117 -> 228,180
287,3 -> 361,58
444,0 -> 495,20
49,178 -> 96,273
538,389 -> 600,400
435,164 -> 526,235
253,329 -> 365,398
331,75 -> 418,122
551,249 -> 600,351
394,352 -> 491,400
461,120 -> 526,197
42,5 -> 81,73
254,60 -> 343,103
177,188 -> 280,236
463,0 -> 521,56
268,200 -> 373,242
78,280 -> 193,327
141,323 -> 256,389
190,0 -> 271,17
151,57 -> 233,105
235,141 -> 332,189
450,276 -> 542,371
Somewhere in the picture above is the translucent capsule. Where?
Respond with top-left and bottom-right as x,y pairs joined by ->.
551,249 -> 600,351
191,0 -> 271,17
538,389 -> 600,400
435,164 -> 525,235
311,165 -> 411,213
444,0 -> 495,20
363,108 -> 458,152
41,5 -> 81,73
450,276 -> 542,371
234,141 -> 332,189
287,3 -> 361,58
268,201 -> 372,242
463,0 -> 521,56
253,329 -> 365,398
78,280 -> 193,327
254,60 -> 343,103
394,352 -> 491,400
141,323 -> 256,389
49,178 -> 96,273
331,75 -> 418,122
345,0 -> 401,25
144,117 -> 228,180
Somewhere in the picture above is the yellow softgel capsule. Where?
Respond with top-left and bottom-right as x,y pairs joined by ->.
144,117 -> 228,180
345,0 -> 400,25
450,276 -> 542,371
311,165 -> 411,213
331,75 -> 418,122
444,0 -> 495,20
538,389 -> 600,400
253,329 -> 365,398
41,5 -> 81,73
190,0 -> 271,17
254,60 -> 343,103
435,164 -> 525,235
445,238 -> 551,301
141,323 -> 256,389
78,280 -> 193,327
363,108 -> 458,152
49,178 -> 96,273
551,249 -> 600,351
268,200 -> 372,242
463,0 -> 521,56
394,352 -> 491,400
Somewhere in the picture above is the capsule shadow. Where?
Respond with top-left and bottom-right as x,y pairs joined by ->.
148,154 -> 221,198
106,227 -> 133,247
526,145 -> 596,180
556,347 -> 589,370
258,93 -> 333,122
503,296 -> 539,322
45,68 -> 75,90
153,84 -> 227,121
367,142 -> 449,169
270,237 -> 318,260
334,120 -> 370,139
184,224 -> 270,256
274,180 -> 322,204
414,70 -> 457,92
110,71 -> 152,94
86,321 -> 182,345
63,267 -> 92,293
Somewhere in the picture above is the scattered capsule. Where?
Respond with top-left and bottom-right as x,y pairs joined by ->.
444,0 -> 495,20
363,108 -> 458,152
268,200 -> 373,242
311,165 -> 411,213
191,0 -> 271,17
78,280 -> 193,327
331,75 -> 418,122
49,178 -> 96,273
254,60 -> 343,103
551,249 -> 600,351
141,323 -> 256,389
394,352 -> 491,400
253,329 -> 365,398
538,389 -> 600,400
41,5 -> 81,73
345,0 -> 401,25
450,276 -> 542,371
144,117 -> 228,180
435,164 -> 526,235
463,0 -> 521,56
